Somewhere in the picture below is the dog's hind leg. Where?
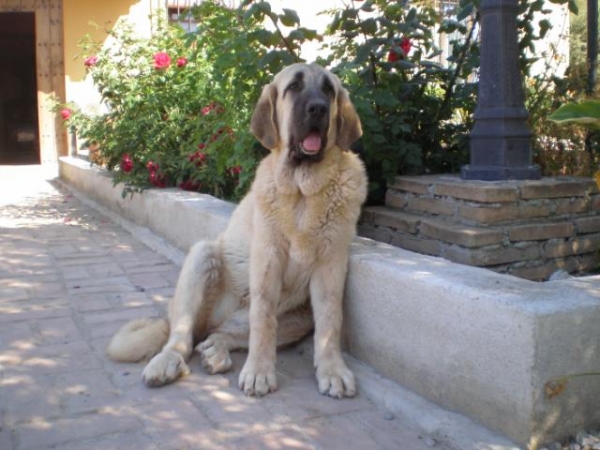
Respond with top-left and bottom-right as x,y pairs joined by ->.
142,241 -> 223,387
197,303 -> 314,375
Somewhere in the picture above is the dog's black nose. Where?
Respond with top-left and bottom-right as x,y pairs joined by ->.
307,100 -> 328,118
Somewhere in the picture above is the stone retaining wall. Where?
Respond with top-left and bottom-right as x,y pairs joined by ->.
359,175 -> 600,281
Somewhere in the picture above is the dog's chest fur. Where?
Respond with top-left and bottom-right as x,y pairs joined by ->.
254,149 -> 366,269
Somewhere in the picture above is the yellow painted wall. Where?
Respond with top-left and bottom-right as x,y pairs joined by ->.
63,0 -> 131,83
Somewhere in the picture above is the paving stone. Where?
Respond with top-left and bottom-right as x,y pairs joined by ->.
0,298 -> 70,324
261,376 -> 373,422
16,412 -> 142,450
302,414 -> 384,450
68,293 -> 112,312
35,316 -> 83,346
82,306 -> 161,326
341,409 -> 440,450
222,424 -> 316,450
0,428 -> 14,450
59,433 -> 159,450
0,373 -> 62,424
56,370 -> 125,415
133,396 -> 218,450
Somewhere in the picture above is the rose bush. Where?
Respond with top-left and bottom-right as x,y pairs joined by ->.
58,0 -> 589,203
59,0 -> 319,200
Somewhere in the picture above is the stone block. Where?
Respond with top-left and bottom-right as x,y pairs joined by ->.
357,224 -> 392,244
443,242 -> 541,267
371,207 -> 421,234
508,260 -> 568,281
575,216 -> 600,234
553,197 -> 590,216
544,234 -> 600,258
406,197 -> 456,217
508,222 -> 575,242
459,202 -> 552,224
419,219 -> 504,248
433,181 -> 519,203
388,176 -> 432,195
359,208 -> 375,224
391,233 -> 442,256
518,178 -> 596,199
591,194 -> 600,211
385,189 -> 408,209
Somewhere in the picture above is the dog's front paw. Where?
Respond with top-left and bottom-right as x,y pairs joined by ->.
316,358 -> 356,399
196,336 -> 233,375
142,350 -> 190,387
238,357 -> 277,397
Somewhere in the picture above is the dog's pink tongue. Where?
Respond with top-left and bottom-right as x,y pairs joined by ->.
302,133 -> 321,152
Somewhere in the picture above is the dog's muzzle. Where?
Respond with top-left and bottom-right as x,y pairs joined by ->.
290,96 -> 330,165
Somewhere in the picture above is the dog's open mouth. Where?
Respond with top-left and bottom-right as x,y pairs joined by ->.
299,129 -> 323,155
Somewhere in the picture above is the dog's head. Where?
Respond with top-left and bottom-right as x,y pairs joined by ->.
251,63 -> 362,165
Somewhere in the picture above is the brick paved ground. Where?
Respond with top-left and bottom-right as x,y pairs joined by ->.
0,166 -> 439,450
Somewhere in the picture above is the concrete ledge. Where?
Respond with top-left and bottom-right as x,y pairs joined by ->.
59,156 -> 600,449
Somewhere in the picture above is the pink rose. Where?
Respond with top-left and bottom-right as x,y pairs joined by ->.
153,52 -> 171,70
84,55 -> 98,67
176,57 -> 187,68
60,108 -> 72,120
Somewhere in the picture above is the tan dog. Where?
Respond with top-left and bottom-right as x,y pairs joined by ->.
106,63 -> 367,398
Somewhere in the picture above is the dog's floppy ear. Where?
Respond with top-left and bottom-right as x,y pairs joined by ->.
250,83 -> 279,150
336,88 -> 362,151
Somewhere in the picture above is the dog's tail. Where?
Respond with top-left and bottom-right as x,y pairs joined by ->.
106,318 -> 169,362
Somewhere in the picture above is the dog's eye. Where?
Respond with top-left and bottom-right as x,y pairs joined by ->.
322,80 -> 335,97
287,81 -> 301,93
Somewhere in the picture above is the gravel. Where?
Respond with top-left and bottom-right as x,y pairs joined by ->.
541,430 -> 600,450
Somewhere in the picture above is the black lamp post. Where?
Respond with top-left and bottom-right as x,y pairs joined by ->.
461,0 -> 541,181
587,0 -> 598,94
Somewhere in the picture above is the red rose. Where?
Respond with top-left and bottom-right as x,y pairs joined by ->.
387,50 -> 399,63
188,151 -> 207,168
228,166 -> 242,176
84,55 -> 98,67
149,170 -> 167,187
176,57 -> 187,68
179,179 -> 201,191
153,52 -> 171,70
60,108 -> 72,120
201,102 -> 224,116
400,37 -> 412,55
146,161 -> 159,172
121,154 -> 134,173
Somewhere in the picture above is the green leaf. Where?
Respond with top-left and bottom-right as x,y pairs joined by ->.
280,8 -> 300,27
360,18 -> 377,34
568,0 -> 579,14
456,3 -> 473,21
548,101 -> 600,130
354,42 -> 374,65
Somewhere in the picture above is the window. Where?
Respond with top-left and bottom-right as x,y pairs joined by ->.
167,1 -> 201,32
